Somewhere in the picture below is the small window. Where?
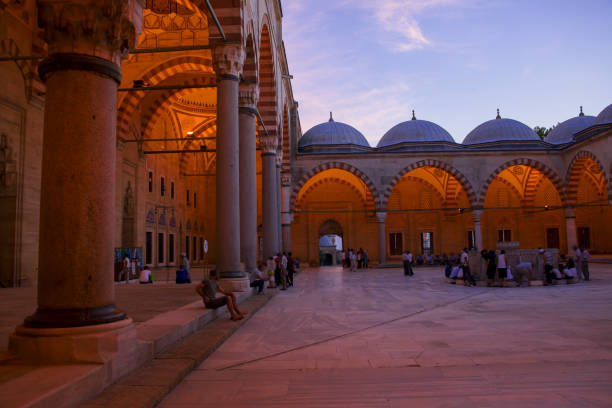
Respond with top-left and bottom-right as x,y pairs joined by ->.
389,233 -> 403,256
194,192 -> 197,208
169,234 -> 175,263
186,189 -> 190,206
421,232 -> 434,255
185,235 -> 190,258
192,236 -> 197,261
199,237 -> 204,260
148,172 -> 153,193
145,231 -> 153,264
171,182 -> 175,199
158,233 -> 164,263
160,177 -> 165,197
498,229 -> 512,242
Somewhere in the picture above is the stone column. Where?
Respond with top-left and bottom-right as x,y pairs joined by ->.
213,45 -> 245,285
472,209 -> 483,251
376,212 -> 387,265
276,154 -> 283,252
565,207 -> 577,255
261,133 -> 279,259
10,0 -> 143,365
238,83 -> 259,274
281,174 -> 292,252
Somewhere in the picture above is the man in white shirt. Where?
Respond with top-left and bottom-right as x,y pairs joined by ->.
573,245 -> 582,280
581,247 -> 590,281
139,265 -> 152,284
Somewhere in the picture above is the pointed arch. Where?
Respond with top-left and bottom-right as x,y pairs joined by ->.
477,158 -> 565,207
565,151 -> 609,206
290,162 -> 380,212
257,22 -> 277,135
383,160 -> 477,210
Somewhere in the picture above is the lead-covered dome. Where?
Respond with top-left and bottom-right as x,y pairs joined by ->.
463,110 -> 539,145
594,103 -> 612,125
298,113 -> 370,148
545,108 -> 595,144
319,235 -> 334,247
377,111 -> 454,147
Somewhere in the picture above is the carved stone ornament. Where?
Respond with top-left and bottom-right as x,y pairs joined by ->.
276,149 -> 283,165
238,83 -> 259,110
213,44 -> 245,78
37,0 -> 144,65
259,132 -> 278,154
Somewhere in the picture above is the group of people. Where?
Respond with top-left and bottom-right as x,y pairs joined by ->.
443,248 -> 477,286
262,252 -> 297,291
542,245 -> 590,285
342,248 -> 368,271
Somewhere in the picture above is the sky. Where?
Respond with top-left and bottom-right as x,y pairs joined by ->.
282,0 -> 612,145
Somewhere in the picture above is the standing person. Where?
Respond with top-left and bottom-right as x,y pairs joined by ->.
179,253 -> 191,283
120,253 -> 130,282
266,256 -> 276,288
342,251 -> 346,268
539,248 -> 554,285
581,247 -> 590,281
485,250 -> 497,286
281,252 -> 289,288
573,245 -> 583,281
344,249 -> 350,268
350,249 -> 357,272
287,252 -> 296,287
402,250 -> 412,276
497,249 -> 508,287
357,249 -> 363,269
363,249 -> 369,269
460,248 -> 476,286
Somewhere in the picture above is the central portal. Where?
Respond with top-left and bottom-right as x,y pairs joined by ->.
319,219 -> 343,266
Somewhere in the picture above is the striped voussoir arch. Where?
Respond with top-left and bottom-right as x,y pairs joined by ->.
257,23 -> 277,135
290,162 -> 380,212
0,38 -> 39,100
477,158 -> 565,208
389,175 -> 446,208
383,160 -> 477,210
117,56 -> 213,139
294,177 -> 375,213
140,75 -> 216,139
565,150 -> 609,206
281,105 -> 291,173
194,0 -> 243,42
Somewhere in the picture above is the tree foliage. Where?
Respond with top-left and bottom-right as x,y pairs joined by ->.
534,126 -> 552,141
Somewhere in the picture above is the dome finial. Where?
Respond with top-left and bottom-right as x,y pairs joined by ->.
496,108 -> 501,119
329,111 -> 334,122
411,110 -> 416,120
579,106 -> 584,117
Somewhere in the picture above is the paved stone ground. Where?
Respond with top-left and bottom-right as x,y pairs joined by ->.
0,282 -> 202,353
160,265 -> 612,407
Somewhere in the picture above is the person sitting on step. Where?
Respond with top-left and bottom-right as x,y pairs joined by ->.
196,270 -> 248,321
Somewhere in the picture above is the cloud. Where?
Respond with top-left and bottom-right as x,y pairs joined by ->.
341,0 -> 462,52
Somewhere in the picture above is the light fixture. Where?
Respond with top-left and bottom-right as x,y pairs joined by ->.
187,131 -> 194,136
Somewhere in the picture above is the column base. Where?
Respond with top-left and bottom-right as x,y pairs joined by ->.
219,277 -> 251,292
9,318 -> 139,369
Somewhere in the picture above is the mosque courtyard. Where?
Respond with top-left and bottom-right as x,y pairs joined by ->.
156,264 -> 612,407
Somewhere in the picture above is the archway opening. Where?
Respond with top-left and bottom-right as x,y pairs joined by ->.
386,166 -> 473,263
567,156 -> 612,253
482,164 -> 564,251
292,168 -> 375,265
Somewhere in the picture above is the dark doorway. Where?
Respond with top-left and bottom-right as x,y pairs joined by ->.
323,253 -> 333,266
546,228 -> 560,249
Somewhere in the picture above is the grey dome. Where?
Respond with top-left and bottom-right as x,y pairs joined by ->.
319,235 -> 334,247
546,112 -> 595,144
377,114 -> 454,147
298,113 -> 369,148
594,104 -> 612,125
463,113 -> 539,145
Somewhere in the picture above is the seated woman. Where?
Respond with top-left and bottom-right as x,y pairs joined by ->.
433,254 -> 442,265
563,259 -> 578,281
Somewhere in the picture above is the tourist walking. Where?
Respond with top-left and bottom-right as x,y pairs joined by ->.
460,248 -> 475,286
350,249 -> 357,272
402,250 -> 413,276
497,249 -> 508,287
539,248 -> 554,285
484,250 -> 497,286
363,249 -> 369,269
581,247 -> 590,281
573,245 -> 583,280
287,252 -> 296,286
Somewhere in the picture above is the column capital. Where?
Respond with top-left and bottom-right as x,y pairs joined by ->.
281,174 -> 292,187
239,83 -> 259,110
276,149 -> 283,166
376,211 -> 387,223
260,132 -> 278,155
472,209 -> 483,222
213,44 -> 245,79
37,0 -> 144,66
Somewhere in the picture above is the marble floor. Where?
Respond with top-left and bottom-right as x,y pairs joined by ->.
160,265 -> 612,407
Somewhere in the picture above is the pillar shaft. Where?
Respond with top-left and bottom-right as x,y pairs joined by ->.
238,84 -> 259,273
472,210 -> 483,251
376,212 -> 387,265
565,208 -> 577,255
261,134 -> 279,259
276,163 -> 282,252
213,45 -> 244,279
24,0 -> 143,328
